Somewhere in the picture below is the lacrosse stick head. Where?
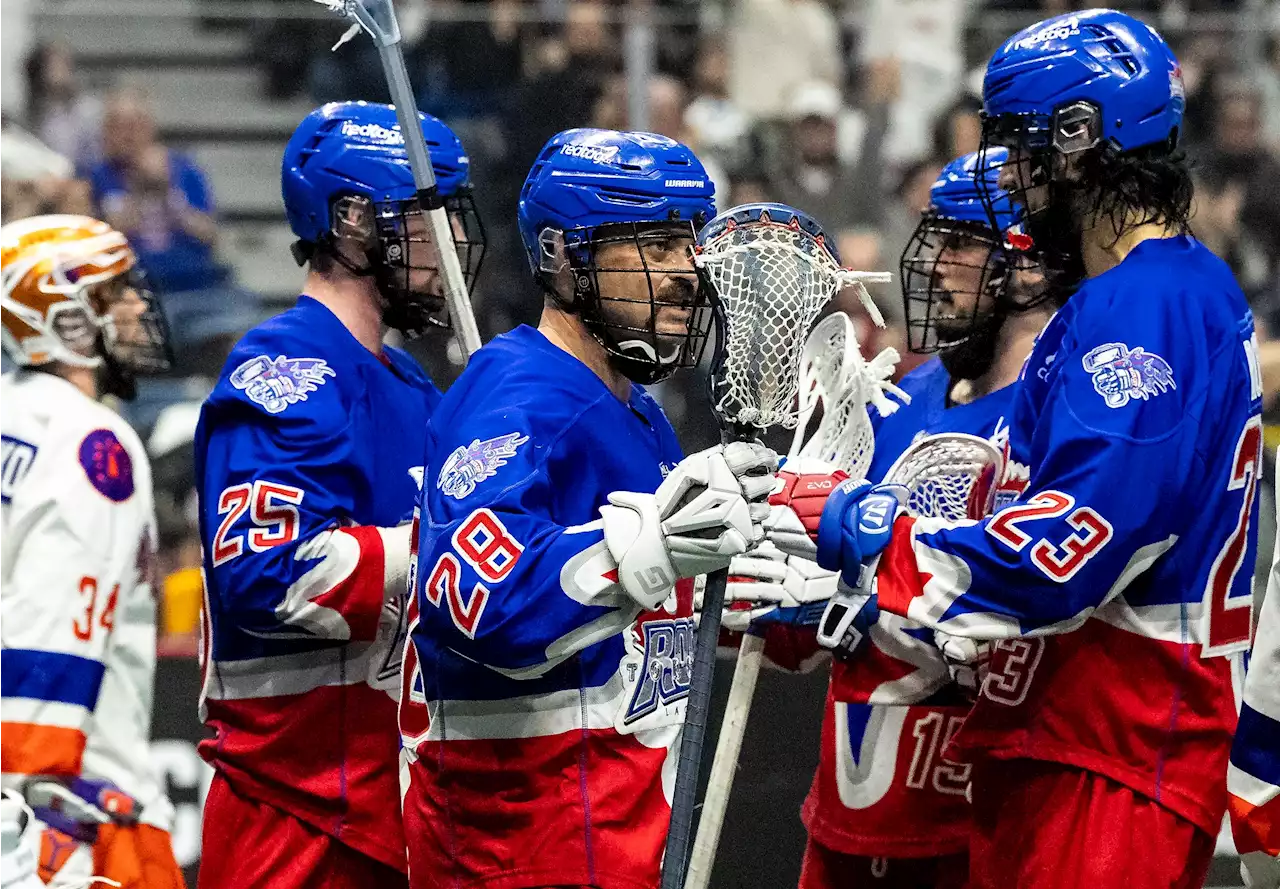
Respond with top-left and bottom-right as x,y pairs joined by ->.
696,203 -> 891,434
882,432 -> 1004,521
789,312 -> 877,478
282,101 -> 486,336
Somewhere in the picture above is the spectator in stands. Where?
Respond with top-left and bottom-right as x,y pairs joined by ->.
23,41 -> 101,171
88,87 -> 262,376
684,37 -> 751,175
860,0 -> 967,165
878,155 -> 947,287
507,0 -> 618,171
1262,31 -> 1280,153
930,93 -> 983,161
762,76 -> 891,238
727,0 -> 841,122
89,87 -> 220,295
418,0 -> 523,121
1197,76 -> 1280,285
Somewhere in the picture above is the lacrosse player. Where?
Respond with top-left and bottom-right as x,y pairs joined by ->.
722,151 -> 1054,888
766,11 -> 1262,887
195,101 -> 484,889
398,128 -> 775,889
1,215 -> 182,887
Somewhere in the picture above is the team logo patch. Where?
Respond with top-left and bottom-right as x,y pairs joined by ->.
230,354 -> 335,414
437,432 -> 529,500
79,429 -> 134,502
1082,342 -> 1176,408
622,617 -> 694,727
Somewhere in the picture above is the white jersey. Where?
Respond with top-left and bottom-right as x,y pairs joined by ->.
0,370 -> 173,831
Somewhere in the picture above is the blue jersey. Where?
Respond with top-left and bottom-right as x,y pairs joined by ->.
873,236 -> 1263,834
805,359 -> 1016,858
399,325 -> 690,889
195,296 -> 438,870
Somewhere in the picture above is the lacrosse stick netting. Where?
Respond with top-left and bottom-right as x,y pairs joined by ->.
695,215 -> 891,430
312,0 -> 482,357
881,432 -> 1005,522
791,311 -> 910,479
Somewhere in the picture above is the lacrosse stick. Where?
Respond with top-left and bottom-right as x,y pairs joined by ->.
815,432 -> 1004,653
313,0 -> 482,359
684,312 -> 908,889
660,205 -> 890,889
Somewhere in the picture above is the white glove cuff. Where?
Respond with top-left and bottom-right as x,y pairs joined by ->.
378,523 -> 414,599
601,492 -> 678,610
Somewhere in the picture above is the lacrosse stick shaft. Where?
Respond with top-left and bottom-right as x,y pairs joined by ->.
661,566 -> 727,889
335,0 -> 481,358
684,631 -> 765,889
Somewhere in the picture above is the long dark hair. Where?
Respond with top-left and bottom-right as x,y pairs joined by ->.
1076,140 -> 1194,244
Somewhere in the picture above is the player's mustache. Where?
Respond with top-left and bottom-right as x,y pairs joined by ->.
655,276 -> 697,308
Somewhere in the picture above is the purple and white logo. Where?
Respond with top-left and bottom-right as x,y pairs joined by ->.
437,432 -> 530,500
1082,342 -> 1176,409
230,354 -> 335,414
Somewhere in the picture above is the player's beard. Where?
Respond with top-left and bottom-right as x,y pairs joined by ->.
938,307 -> 1005,384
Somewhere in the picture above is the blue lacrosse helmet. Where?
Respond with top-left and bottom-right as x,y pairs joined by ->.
931,149 -> 1019,234
281,101 -> 485,335
517,128 -> 717,384
900,149 -> 1047,363
982,9 -> 1184,155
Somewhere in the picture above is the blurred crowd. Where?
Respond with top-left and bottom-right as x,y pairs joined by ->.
4,0 -> 1280,650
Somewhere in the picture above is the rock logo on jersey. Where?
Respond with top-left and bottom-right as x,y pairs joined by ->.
229,354 -> 335,414
437,432 -> 530,500
621,615 -> 694,730
1082,342 -> 1176,408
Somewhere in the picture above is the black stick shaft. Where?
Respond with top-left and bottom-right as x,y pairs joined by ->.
660,566 -> 728,889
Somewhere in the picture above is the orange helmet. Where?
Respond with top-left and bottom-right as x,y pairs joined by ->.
1,215 -> 170,377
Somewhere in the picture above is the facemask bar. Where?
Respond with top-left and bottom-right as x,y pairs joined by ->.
551,219 -> 713,385
975,101 -> 1103,293
899,214 -> 1008,354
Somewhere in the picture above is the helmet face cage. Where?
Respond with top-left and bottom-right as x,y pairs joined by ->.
563,220 -> 713,385
899,214 -> 1008,354
365,191 -> 487,338
976,102 -> 1102,291
101,267 -> 173,376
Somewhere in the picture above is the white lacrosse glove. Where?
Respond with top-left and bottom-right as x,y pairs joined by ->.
934,630 -> 992,698
1240,850 -> 1280,889
722,540 -> 839,632
601,442 -> 778,609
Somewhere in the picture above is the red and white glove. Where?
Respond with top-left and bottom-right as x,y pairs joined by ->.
761,457 -> 849,559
